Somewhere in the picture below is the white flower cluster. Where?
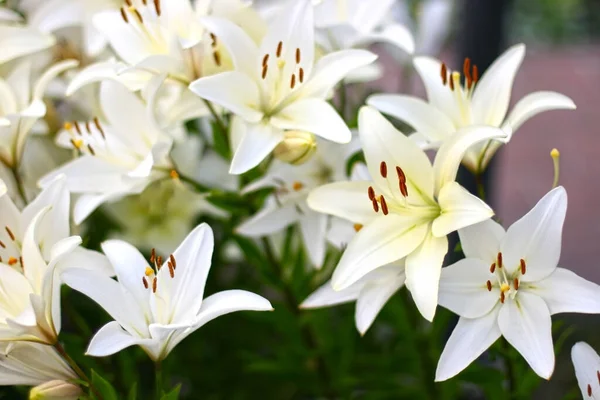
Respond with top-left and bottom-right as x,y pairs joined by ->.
0,0 -> 596,398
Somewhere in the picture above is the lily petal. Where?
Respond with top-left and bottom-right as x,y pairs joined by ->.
355,270 -> 405,335
500,186 -> 567,281
405,231 -> 448,321
498,293 -> 554,379
531,268 -> 600,315
86,321 -> 154,357
458,219 -> 505,261
300,280 -> 363,309
571,342 -> 600,400
299,210 -> 328,268
229,122 -> 284,174
433,182 -> 494,237
307,181 -> 378,225
435,306 -> 502,382
237,200 -> 299,236
412,56 -> 461,123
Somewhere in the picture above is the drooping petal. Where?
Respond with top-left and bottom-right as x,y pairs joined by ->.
358,106 -> 434,203
571,342 -> 600,400
404,231 -> 448,321
356,23 -> 415,54
56,247 -> 114,277
530,268 -> 600,315
471,44 -> 526,127
229,122 -> 284,174
498,293 -> 554,380
435,306 -> 502,382
271,98 -> 351,143
300,280 -> 363,309
0,25 -> 55,65
439,258 -> 499,318
86,321 -> 154,357
458,219 -> 505,261
502,91 -> 576,140
332,214 -> 428,290
299,210 -> 328,268
307,181 -> 378,224
432,125 -> 506,194
189,72 -> 263,123
355,269 -> 405,335
236,200 -> 299,236
433,182 -> 494,237
500,186 -> 567,281
367,94 -> 455,143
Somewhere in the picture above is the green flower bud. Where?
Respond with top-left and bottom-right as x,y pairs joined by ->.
29,380 -> 82,400
273,131 -> 317,165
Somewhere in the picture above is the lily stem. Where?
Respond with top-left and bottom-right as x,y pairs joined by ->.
9,164 -> 27,205
155,361 -> 163,400
474,171 -> 486,201
53,341 -> 103,400
203,99 -> 229,138
501,338 -> 518,399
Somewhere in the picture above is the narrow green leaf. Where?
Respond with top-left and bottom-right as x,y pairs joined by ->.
91,370 -> 118,400
160,384 -> 182,400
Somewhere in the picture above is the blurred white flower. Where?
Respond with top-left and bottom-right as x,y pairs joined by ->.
236,138 -> 359,268
40,78 -> 174,224
308,107 -> 503,321
436,187 -> 600,381
0,59 -> 78,169
62,223 -> 273,361
368,44 -> 576,174
572,342 -> 600,399
0,11 -> 56,65
189,0 -> 377,174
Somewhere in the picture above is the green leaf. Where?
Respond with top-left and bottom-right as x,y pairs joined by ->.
127,382 -> 137,400
91,369 -> 118,400
160,384 -> 181,400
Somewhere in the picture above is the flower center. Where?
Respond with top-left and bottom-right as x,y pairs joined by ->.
0,226 -> 23,271
440,58 -> 480,126
260,41 -> 305,112
485,252 -> 527,303
64,120 -> 106,157
141,248 -> 177,293
366,161 -> 410,215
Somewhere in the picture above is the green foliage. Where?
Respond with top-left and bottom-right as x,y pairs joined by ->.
91,370 -> 119,400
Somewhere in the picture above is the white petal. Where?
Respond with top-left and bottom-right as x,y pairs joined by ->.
498,293 -> 554,379
439,258 -> 499,318
358,106 -> 434,202
458,219 -> 506,261
194,290 -> 273,328
571,342 -> 600,400
32,59 -> 79,101
189,72 -> 263,123
297,49 -> 377,99
472,44 -> 525,127
0,26 -> 55,65
412,56 -> 461,122
271,98 -> 351,143
357,23 -> 415,54
433,182 -> 494,237
21,206 -> 53,293
355,270 -> 405,335
229,122 -> 284,174
56,247 -> 114,277
237,200 -> 299,236
300,280 -> 363,309
530,268 -> 600,315
308,181 -> 378,224
66,60 -> 148,95
405,231 -> 448,321
299,210 -> 328,268
432,125 -> 506,194
502,91 -> 576,139
500,186 -> 567,281
367,94 -> 455,143
86,321 -> 153,357
332,214 -> 428,290
435,307 -> 502,382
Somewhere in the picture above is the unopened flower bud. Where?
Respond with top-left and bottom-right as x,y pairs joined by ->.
29,380 -> 82,400
273,131 -> 317,165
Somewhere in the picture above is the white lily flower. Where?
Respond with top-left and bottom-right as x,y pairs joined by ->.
189,0 -> 377,174
236,138 -> 358,268
308,107 -> 504,321
0,341 -> 77,388
368,44 -> 576,174
0,59 -> 78,169
572,342 -> 600,399
62,223 -> 273,361
40,79 -> 174,224
436,187 -> 600,381
0,16 -> 56,65
301,263 -> 404,335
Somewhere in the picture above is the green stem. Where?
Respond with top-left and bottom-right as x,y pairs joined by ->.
475,172 -> 486,201
155,361 -> 163,400
203,99 -> 229,137
53,341 -> 103,400
501,338 -> 517,399
10,164 -> 27,205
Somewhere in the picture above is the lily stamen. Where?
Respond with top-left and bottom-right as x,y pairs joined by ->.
262,54 -> 269,66
353,224 -> 363,232
276,41 -> 283,57
380,195 -> 389,215
213,51 -> 221,66
371,198 -> 379,212
514,278 -> 520,290
120,7 -> 129,23
440,62 -> 447,86
497,252 -> 503,269
153,0 -> 161,15
0,240 -> 4,248
5,227 -> 15,241
290,74 -> 296,89
486,280 -> 492,291
142,276 -> 149,288
367,186 -> 375,201
379,161 -> 387,178
520,259 -> 527,275
87,144 -> 96,156
299,68 -> 304,83
73,121 -> 82,135
490,262 -> 496,273
295,48 -> 301,64
93,117 -> 106,139
169,254 -> 176,270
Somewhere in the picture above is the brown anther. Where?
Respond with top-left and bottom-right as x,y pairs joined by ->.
152,277 -> 157,293
290,74 -> 296,89
372,198 -> 379,212
396,166 -> 406,183
472,65 -> 479,83
5,227 -> 15,241
520,259 -> 526,275
70,138 -> 82,150
379,161 -> 388,178
210,33 -> 217,47
93,117 -> 105,138
497,252 -> 503,269
262,54 -> 269,66
120,7 -> 129,23
156,256 -> 163,269
0,256 -> 2,263
490,262 -> 496,273
262,64 -> 268,79
597,370 -> 600,384
440,63 -> 447,85
142,0 -> 147,5
168,261 -> 174,278
500,291 -> 505,303
170,170 -> 179,179
132,8 -> 143,23
353,223 -> 363,232
380,195 -> 389,215
7,257 -> 17,266
513,278 -> 519,291
276,41 -> 283,57
85,121 -> 91,134
125,0 -> 132,6
463,57 -> 472,85
0,240 -> 4,248
299,67 -> 304,83
588,384 -> 592,397
142,276 -> 149,289
87,144 -> 96,156
295,48 -> 301,64
367,186 -> 375,201
292,181 -> 303,191
486,280 -> 492,291
399,181 -> 409,198
73,121 -> 82,135
150,248 -> 156,264
449,74 -> 455,91
19,256 -> 23,268
154,0 -> 161,15
169,254 -> 176,270
213,51 -> 221,66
